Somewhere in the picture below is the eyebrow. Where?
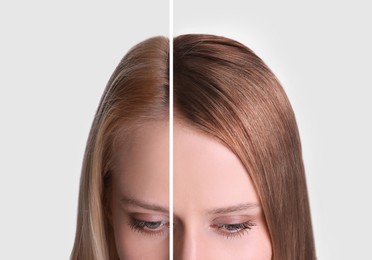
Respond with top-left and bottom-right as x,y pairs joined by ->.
120,196 -> 169,213
207,203 -> 260,215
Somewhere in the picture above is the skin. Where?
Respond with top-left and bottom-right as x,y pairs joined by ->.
110,120 -> 170,260
110,120 -> 272,259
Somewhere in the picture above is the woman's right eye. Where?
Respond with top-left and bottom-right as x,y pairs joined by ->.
142,221 -> 163,229
129,218 -> 169,236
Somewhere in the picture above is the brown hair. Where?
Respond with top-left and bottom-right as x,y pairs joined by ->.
174,34 -> 316,259
71,34 -> 316,259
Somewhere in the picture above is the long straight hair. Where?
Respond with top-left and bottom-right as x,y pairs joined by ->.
71,34 -> 316,259
70,36 -> 169,260
174,34 -> 316,259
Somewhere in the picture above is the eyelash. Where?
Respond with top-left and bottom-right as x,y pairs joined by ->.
128,218 -> 256,239
212,221 -> 256,239
129,218 -> 169,237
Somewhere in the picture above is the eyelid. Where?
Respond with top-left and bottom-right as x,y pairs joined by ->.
130,212 -> 169,222
210,217 -> 257,239
131,219 -> 168,230
128,214 -> 169,237
211,215 -> 256,224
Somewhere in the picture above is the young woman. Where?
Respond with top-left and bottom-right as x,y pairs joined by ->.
71,34 -> 316,259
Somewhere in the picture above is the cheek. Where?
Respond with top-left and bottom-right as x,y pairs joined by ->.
227,218 -> 272,259
173,218 -> 272,259
238,227 -> 272,259
203,226 -> 272,259
232,220 -> 272,259
112,208 -> 169,260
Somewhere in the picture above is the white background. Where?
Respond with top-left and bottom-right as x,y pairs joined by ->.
174,1 -> 372,259
0,1 -> 168,259
1,1 -> 371,259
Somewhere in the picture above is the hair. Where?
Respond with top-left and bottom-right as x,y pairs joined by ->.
70,36 -> 169,260
71,34 -> 316,259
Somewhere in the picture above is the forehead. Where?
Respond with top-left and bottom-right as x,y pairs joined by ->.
173,122 -> 259,214
112,120 -> 169,201
111,119 -> 259,213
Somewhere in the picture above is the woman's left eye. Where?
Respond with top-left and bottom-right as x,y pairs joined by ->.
212,221 -> 256,238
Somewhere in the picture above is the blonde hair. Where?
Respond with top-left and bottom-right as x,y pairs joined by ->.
70,36 -> 169,259
71,34 -> 316,259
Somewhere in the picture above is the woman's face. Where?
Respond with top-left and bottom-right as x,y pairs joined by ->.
110,120 -> 272,259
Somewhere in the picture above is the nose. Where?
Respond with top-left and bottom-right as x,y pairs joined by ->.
173,225 -> 201,260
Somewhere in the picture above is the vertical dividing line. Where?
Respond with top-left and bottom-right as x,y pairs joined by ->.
169,0 -> 174,258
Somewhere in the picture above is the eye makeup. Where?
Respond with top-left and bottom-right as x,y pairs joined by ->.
212,221 -> 256,239
128,213 -> 169,237
210,216 -> 257,239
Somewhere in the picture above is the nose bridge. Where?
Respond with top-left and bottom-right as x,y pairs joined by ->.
174,222 -> 201,260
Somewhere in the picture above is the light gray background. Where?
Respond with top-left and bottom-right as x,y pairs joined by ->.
174,1 -> 372,259
0,1 -> 168,259
1,1 -> 371,260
